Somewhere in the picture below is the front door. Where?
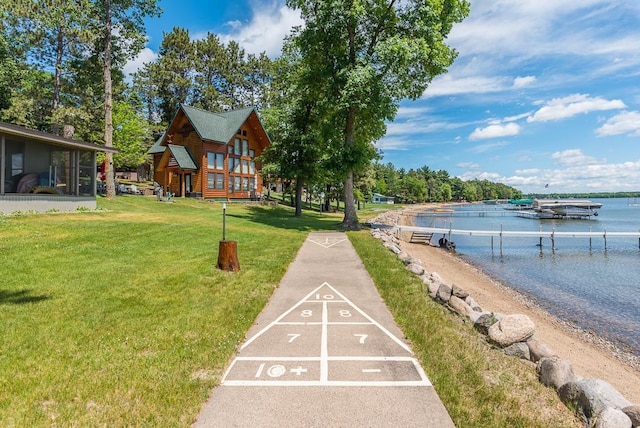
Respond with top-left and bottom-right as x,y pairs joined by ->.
185,173 -> 192,194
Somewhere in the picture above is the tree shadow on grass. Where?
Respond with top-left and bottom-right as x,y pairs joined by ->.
229,205 -> 342,232
0,289 -> 51,305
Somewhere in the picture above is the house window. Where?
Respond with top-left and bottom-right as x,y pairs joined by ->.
207,172 -> 224,190
11,153 -> 23,176
249,149 -> 255,158
243,177 -> 249,191
207,152 -> 224,170
249,161 -> 255,175
234,159 -> 241,174
242,159 -> 249,174
234,138 -> 241,155
242,139 -> 249,156
234,176 -> 241,191
250,177 -> 256,191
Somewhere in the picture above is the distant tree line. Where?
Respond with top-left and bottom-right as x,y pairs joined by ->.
368,162 -> 522,204
527,192 -> 640,199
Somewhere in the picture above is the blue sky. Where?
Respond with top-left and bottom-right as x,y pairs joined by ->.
135,0 -> 640,194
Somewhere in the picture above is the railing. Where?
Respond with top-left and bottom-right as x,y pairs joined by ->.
395,225 -> 640,252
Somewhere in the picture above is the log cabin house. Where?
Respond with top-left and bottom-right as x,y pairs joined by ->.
149,105 -> 270,200
0,122 -> 118,214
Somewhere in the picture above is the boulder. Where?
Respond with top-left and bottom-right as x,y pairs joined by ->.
594,407 -> 632,428
428,281 -> 440,298
559,379 -> 632,424
504,342 -> 530,360
397,252 -> 412,264
527,339 -> 557,362
384,243 -> 401,254
406,263 -> 424,275
430,272 -> 444,285
487,314 -> 536,347
474,313 -> 499,335
537,357 -> 578,390
623,405 -> 640,427
465,296 -> 482,312
436,283 -> 453,303
448,295 -> 472,317
451,284 -> 469,299
468,310 -> 487,324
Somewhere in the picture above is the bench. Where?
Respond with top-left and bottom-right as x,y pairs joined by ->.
410,232 -> 433,245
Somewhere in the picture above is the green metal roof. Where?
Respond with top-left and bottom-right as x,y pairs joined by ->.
148,133 -> 166,154
166,144 -> 198,170
180,104 -> 256,144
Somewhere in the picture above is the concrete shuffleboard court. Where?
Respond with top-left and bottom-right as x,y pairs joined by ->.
194,232 -> 454,427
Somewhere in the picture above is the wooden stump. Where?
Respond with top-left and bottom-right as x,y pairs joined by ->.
217,240 -> 240,272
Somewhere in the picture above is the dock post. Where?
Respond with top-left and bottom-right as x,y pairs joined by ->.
491,223 -> 494,253
551,229 -> 555,252
539,225 -> 543,252
500,224 -> 503,255
589,226 -> 592,251
604,229 -> 607,250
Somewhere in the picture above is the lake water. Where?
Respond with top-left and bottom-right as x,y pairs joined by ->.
413,198 -> 640,356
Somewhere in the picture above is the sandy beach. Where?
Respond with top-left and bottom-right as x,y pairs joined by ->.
394,207 -> 640,404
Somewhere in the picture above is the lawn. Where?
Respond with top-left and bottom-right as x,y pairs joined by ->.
0,196 -> 339,425
0,196 -> 578,426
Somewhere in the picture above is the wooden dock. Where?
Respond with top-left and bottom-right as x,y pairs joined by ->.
395,225 -> 640,251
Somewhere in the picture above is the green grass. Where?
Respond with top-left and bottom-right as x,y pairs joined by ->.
347,231 -> 580,428
0,197 -> 579,426
0,196 -> 339,426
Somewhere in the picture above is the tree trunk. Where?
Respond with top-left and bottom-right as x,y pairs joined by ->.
217,240 -> 240,272
103,0 -> 116,199
341,105 -> 359,229
294,176 -> 303,217
52,26 -> 64,136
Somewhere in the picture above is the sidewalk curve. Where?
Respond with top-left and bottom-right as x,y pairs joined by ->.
194,231 -> 454,427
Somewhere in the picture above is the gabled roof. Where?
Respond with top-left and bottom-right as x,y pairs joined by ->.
180,104 -> 256,144
148,133 -> 166,154
162,144 -> 198,170
0,121 -> 118,153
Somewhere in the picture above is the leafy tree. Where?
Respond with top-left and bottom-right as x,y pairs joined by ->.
92,0 -> 160,198
193,33 -> 225,111
262,54 -> 329,217
286,0 -> 470,229
155,27 -> 195,123
0,35 -> 21,113
112,100 -> 148,170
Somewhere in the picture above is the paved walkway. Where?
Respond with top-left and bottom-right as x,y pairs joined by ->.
194,231 -> 454,427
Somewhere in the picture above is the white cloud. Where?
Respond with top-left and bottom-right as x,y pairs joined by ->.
527,94 -> 626,123
513,75 -> 536,88
217,4 -> 302,57
457,162 -> 480,170
423,74 -> 509,98
596,111 -> 640,137
552,149 -> 600,167
468,141 -> 510,154
469,122 -> 520,140
123,47 -> 157,80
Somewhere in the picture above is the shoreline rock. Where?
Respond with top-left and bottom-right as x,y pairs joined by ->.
368,207 -> 638,425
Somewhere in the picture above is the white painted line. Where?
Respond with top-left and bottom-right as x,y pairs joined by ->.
321,283 -> 414,354
240,283 -> 328,350
233,356 -> 419,362
307,238 -> 347,248
362,369 -> 382,373
222,380 -> 432,387
320,301 -> 328,381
